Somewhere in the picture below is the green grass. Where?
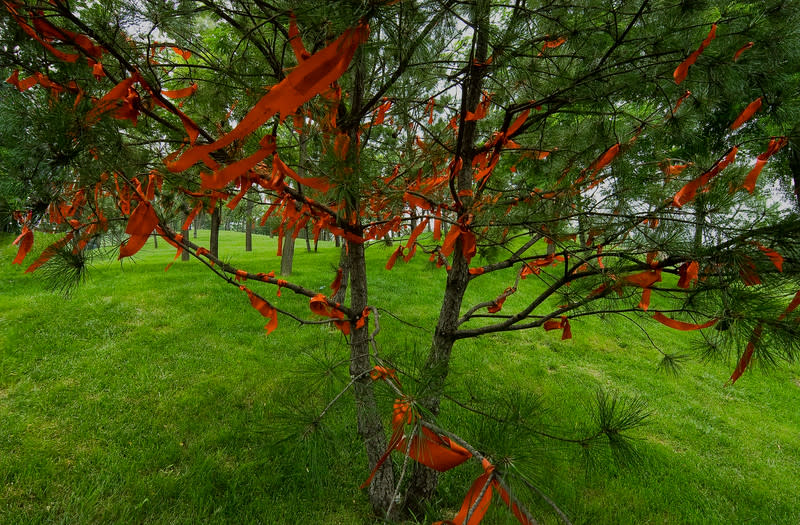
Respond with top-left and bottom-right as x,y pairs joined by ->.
1,230 -> 799,524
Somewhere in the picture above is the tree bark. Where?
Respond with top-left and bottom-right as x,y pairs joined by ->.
347,239 -> 396,518
209,204 -> 221,258
245,199 -> 253,252
280,230 -> 295,276
181,214 -> 190,262
405,0 -> 490,510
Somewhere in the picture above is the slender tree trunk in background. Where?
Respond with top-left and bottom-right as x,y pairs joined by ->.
181,214 -> 190,261
245,199 -> 254,252
694,199 -> 707,251
790,145 -> 800,211
304,226 -> 312,252
210,204 -> 221,258
152,232 -> 158,248
280,229 -> 295,276
406,0 -> 490,511
383,233 -> 392,246
335,235 -> 340,248
193,220 -> 197,238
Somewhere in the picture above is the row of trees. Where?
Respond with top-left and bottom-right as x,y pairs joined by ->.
3,0 -> 800,521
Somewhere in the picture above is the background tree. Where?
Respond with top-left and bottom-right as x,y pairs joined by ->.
3,0 -> 800,522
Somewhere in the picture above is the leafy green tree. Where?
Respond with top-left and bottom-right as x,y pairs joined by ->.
3,0 -> 800,522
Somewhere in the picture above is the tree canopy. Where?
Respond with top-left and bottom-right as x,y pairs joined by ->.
3,0 -> 800,522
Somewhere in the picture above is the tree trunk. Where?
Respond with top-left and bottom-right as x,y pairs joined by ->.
347,239 -> 397,518
152,232 -> 158,248
405,0 -> 490,510
280,230 -> 295,276
210,204 -> 221,258
790,145 -> 800,211
693,198 -> 707,252
245,199 -> 253,252
181,215 -> 190,262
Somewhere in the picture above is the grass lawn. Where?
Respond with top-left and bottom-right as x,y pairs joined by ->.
1,230 -> 799,524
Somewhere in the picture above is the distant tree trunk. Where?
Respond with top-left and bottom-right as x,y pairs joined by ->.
210,204 -> 221,258
304,225 -> 312,252
152,232 -> 158,248
181,214 -> 190,262
790,145 -> 800,211
335,235 -> 340,248
694,199 -> 707,251
193,220 -> 197,239
383,233 -> 392,246
245,199 -> 254,252
280,230 -> 295,276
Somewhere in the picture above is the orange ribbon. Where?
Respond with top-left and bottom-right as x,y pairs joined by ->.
167,22 -> 368,173
674,24 -> 716,85
741,137 -> 788,193
543,315 -> 572,340
727,324 -> 763,385
730,97 -> 762,130
361,399 -> 472,490
241,286 -> 278,334
434,458 -> 534,525
653,312 -> 717,331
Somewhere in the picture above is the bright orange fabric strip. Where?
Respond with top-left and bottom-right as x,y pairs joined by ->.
652,312 -> 717,331
673,146 -> 737,207
25,231 -> 74,273
733,42 -> 754,61
778,290 -> 800,321
200,139 -> 275,190
670,90 -> 691,115
288,13 -> 311,63
730,97 -> 762,130
386,245 -> 403,270
673,24 -> 716,85
172,46 -> 192,60
168,22 -> 368,172
162,83 -> 198,99
125,201 -> 159,235
756,244 -> 783,272
242,286 -> 278,334
404,218 -> 430,262
677,260 -> 699,288
623,270 -> 661,289
465,92 -> 491,121
728,324 -> 762,385
398,426 -> 472,473
741,137 -> 787,193
12,226 -> 33,264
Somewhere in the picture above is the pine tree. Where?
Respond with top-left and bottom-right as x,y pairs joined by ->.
3,0 -> 800,522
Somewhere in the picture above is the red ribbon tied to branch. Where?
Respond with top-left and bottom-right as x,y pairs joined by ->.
433,458 -> 535,525
673,24 -> 717,85
361,397 -> 472,490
